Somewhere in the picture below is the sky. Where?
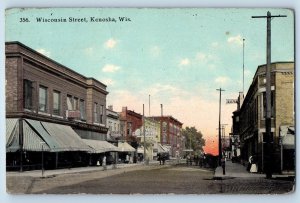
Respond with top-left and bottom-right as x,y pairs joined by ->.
5,8 -> 294,155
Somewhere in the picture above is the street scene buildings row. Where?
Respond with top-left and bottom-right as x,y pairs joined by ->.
5,41 -> 184,170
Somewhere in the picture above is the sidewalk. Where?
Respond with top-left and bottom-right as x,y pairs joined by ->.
214,160 -> 265,179
214,160 -> 296,179
6,161 -> 159,178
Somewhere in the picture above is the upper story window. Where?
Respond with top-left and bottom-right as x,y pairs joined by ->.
74,97 -> 79,110
79,99 -> 86,120
67,95 -> 73,110
53,91 -> 61,115
24,80 -> 33,110
100,105 -> 104,124
94,103 -> 99,123
39,85 -> 48,112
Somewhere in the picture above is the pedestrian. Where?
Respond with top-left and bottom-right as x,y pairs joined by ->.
102,155 -> 106,166
247,156 -> 252,171
125,154 -> 129,164
186,154 -> 190,165
162,154 -> 166,165
158,153 -> 162,165
221,157 -> 226,175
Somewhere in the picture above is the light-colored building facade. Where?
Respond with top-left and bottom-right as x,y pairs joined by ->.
106,105 -> 121,142
135,117 -> 161,160
232,62 -> 294,173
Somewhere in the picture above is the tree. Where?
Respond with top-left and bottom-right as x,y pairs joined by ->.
182,126 -> 205,153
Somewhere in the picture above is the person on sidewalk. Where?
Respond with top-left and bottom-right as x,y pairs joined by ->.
250,155 -> 258,173
221,157 -> 226,175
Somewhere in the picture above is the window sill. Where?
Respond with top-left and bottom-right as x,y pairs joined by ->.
24,109 -> 36,113
52,114 -> 63,119
38,111 -> 51,116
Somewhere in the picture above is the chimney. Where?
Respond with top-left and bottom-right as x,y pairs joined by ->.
122,106 -> 127,113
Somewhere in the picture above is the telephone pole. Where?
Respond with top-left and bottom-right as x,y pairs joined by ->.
216,88 -> 225,166
143,104 -> 146,162
252,11 -> 286,179
242,38 -> 245,94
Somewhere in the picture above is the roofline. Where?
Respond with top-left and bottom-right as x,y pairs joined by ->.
240,61 -> 294,112
149,115 -> 183,125
5,41 -> 108,89
254,61 -> 294,78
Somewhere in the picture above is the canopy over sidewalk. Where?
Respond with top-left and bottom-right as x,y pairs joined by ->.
117,142 -> 136,152
6,119 -> 90,152
82,139 -> 119,153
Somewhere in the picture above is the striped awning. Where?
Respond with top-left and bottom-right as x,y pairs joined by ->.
117,142 -> 136,152
6,119 -> 90,152
82,139 -> 119,153
6,119 -> 51,152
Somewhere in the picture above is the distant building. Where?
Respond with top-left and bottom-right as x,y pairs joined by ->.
135,117 -> 161,160
119,107 -> 143,143
6,41 -> 109,170
106,105 -> 121,142
231,62 -> 294,173
149,116 -> 183,157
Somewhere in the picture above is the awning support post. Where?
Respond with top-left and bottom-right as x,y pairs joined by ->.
19,119 -> 24,172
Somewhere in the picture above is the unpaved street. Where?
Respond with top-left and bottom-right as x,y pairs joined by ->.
17,164 -> 294,195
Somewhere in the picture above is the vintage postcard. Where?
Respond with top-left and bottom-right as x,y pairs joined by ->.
5,8 -> 295,194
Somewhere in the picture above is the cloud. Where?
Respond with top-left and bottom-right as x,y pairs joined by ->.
215,76 -> 231,85
179,58 -> 190,66
147,83 -> 181,96
84,47 -> 94,55
104,38 -> 118,49
195,52 -> 216,62
36,48 -> 51,57
101,78 -> 115,86
102,64 -> 121,73
227,34 -> 243,46
150,46 -> 161,57
244,69 -> 252,77
211,42 -> 219,48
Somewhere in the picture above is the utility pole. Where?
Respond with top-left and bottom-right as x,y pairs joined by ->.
19,119 -> 23,172
242,38 -> 245,94
252,11 -> 286,179
143,104 -> 146,162
149,94 -> 151,117
216,88 -> 225,166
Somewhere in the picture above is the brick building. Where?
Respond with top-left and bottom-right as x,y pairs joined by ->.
150,116 -> 183,157
119,107 -> 143,138
6,41 -> 109,170
231,62 -> 294,173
